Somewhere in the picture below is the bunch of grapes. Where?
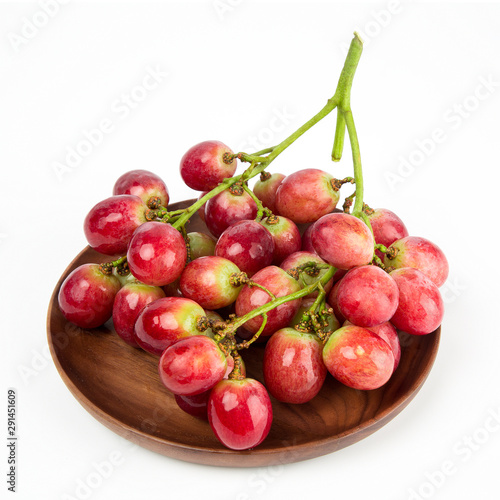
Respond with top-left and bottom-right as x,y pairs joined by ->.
57,34 -> 447,452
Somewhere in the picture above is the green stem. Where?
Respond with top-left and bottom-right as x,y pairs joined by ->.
242,183 -> 268,221
309,283 -> 327,314
236,313 -> 268,349
227,265 -> 337,334
252,146 -> 275,156
171,178 -> 238,229
332,110 -> 346,161
333,32 -> 363,109
111,255 -> 127,267
343,109 -> 364,215
172,33 -> 364,231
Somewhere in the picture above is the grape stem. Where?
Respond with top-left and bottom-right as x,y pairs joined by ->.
241,183 -> 270,222
171,32 -> 365,231
332,110 -> 346,161
220,265 -> 337,347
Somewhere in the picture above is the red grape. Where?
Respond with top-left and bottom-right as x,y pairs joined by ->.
215,220 -> 274,277
322,324 -> 395,390
253,173 -> 285,214
336,265 -> 399,327
208,378 -> 273,450
174,392 -> 210,420
127,222 -> 187,286
180,140 -> 237,191
389,267 -> 444,335
113,169 -> 169,207
311,213 -> 374,269
134,297 -> 206,355
275,169 -> 339,223
158,336 -> 227,396
263,327 -> 326,403
260,216 -> 301,265
58,264 -> 120,328
205,189 -> 258,238
180,256 -> 242,309
367,208 -> 408,260
385,236 -> 449,287
84,195 -> 147,255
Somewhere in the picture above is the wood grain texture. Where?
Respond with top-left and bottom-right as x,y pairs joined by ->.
47,199 -> 441,467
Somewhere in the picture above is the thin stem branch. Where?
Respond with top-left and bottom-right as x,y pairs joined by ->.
226,265 -> 337,335
343,109 -> 364,215
242,183 -> 268,221
332,110 -> 346,161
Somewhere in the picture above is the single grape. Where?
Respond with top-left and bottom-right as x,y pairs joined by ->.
367,208 -> 408,260
215,220 -> 274,277
58,263 -> 121,328
113,169 -> 169,207
336,265 -> 399,327
127,221 -> 187,286
84,195 -> 147,255
253,173 -> 285,214
174,392 -> 210,420
344,319 -> 401,371
385,236 -> 449,287
187,231 -> 216,260
158,336 -> 227,396
180,256 -> 242,310
259,216 -> 301,265
275,169 -> 339,223
322,324 -> 395,390
205,189 -> 258,238
311,212 -> 374,269
134,297 -> 207,355
208,378 -> 273,450
180,140 -> 237,191
389,267 -> 444,335
263,327 -> 327,404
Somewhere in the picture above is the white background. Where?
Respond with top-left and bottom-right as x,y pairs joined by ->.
1,1 -> 499,499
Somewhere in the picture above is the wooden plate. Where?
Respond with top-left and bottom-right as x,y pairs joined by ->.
47,199 -> 440,467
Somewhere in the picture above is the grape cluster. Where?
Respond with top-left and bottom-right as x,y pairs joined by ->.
57,140 -> 447,451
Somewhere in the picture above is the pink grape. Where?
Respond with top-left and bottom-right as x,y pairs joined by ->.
336,265 -> 399,327
58,264 -> 120,329
127,221 -> 187,286
389,268 -> 444,335
84,195 -> 147,255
